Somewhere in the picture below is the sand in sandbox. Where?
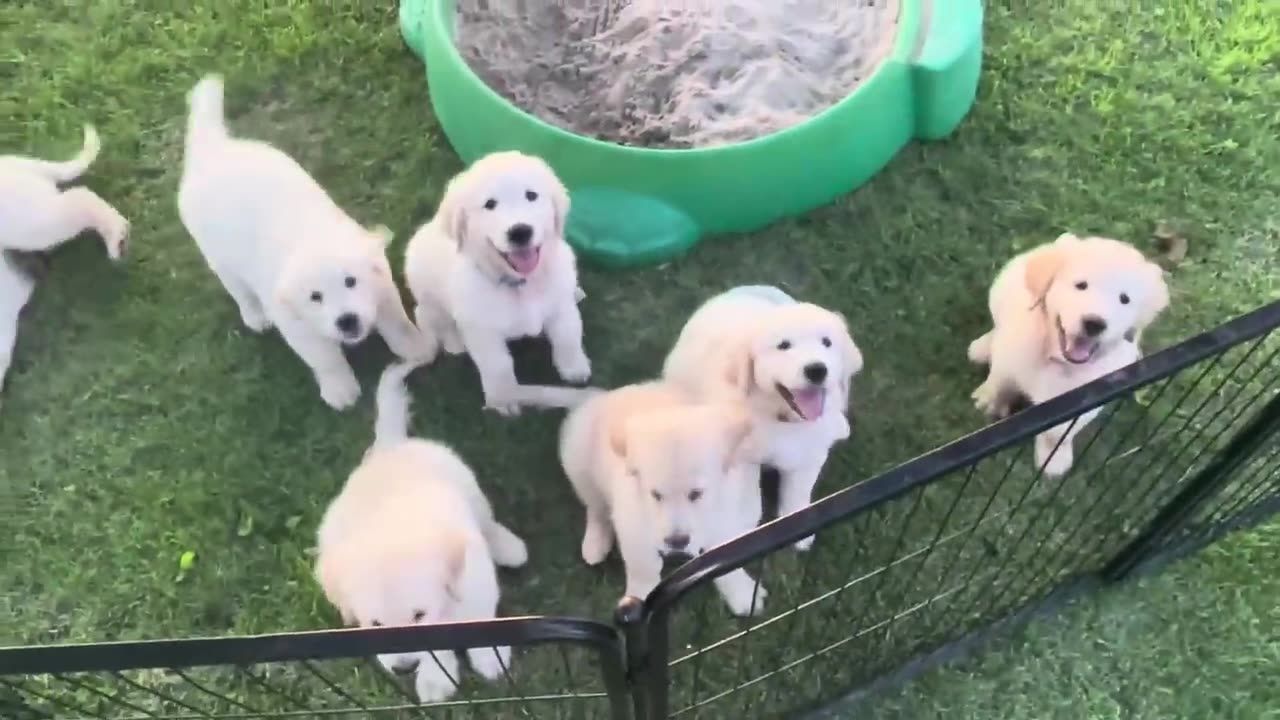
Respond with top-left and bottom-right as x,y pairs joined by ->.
454,0 -> 900,149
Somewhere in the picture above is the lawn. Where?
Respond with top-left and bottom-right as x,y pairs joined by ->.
1,0 -> 1278,717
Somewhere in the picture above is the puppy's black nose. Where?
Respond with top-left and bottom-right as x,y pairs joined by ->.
392,660 -> 419,676
336,313 -> 360,335
803,362 -> 828,384
1082,316 -> 1107,338
507,224 -> 534,247
664,533 -> 690,551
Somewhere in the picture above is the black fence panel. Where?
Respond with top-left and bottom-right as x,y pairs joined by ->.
0,617 -> 630,719
628,300 -> 1280,719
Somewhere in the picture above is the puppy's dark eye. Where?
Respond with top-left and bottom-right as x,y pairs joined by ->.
310,291 -> 323,303
345,276 -> 356,289
525,190 -> 538,201
1075,281 -> 1088,291
1119,293 -> 1130,305
370,620 -> 383,627
688,489 -> 703,502
777,340 -> 792,351
413,610 -> 426,622
651,490 -> 663,502
484,198 -> 498,210
821,337 -> 832,348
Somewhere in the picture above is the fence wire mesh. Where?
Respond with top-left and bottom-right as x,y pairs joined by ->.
643,302 -> 1280,718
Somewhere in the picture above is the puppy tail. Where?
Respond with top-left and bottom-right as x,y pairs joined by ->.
3,125 -> 101,183
373,359 -> 427,447
185,74 -> 228,162
505,384 -> 604,410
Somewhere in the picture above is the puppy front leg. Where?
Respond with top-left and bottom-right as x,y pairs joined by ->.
273,310 -> 360,410
1035,407 -> 1100,478
414,651 -> 462,703
456,564 -> 513,683
618,533 -> 664,601
416,301 -> 464,355
714,570 -> 768,617
545,304 -> 591,384
778,462 -> 825,551
376,281 -> 437,362
460,327 -> 521,416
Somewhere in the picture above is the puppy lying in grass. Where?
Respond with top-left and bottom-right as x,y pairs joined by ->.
559,382 -> 767,616
969,233 -> 1170,476
405,151 -> 592,416
0,126 -> 129,405
316,360 -> 528,703
178,74 -> 432,410
663,286 -> 863,550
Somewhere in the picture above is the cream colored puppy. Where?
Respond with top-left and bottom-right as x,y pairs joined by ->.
0,124 -> 128,260
316,360 -> 528,703
404,152 -> 590,416
178,75 -> 431,410
559,382 -> 767,616
663,286 -> 863,550
969,233 -> 1170,476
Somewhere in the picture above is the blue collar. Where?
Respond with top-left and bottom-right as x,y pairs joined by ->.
498,275 -> 527,289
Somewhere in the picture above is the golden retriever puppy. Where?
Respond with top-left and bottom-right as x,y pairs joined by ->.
404,152 -> 591,416
662,286 -> 863,550
968,233 -> 1170,476
559,382 -> 767,616
178,75 -> 432,410
316,360 -> 528,702
0,124 -> 128,260
0,252 -> 37,404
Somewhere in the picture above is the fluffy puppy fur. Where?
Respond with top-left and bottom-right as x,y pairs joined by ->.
316,360 -> 528,703
404,151 -> 591,416
969,233 -> 1170,476
1,126 -> 128,407
662,286 -> 863,550
177,75 -> 431,410
559,382 -> 767,616
0,125 -> 128,260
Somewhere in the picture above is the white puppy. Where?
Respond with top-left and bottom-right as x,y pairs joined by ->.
969,233 -> 1170,476
404,152 -> 591,416
1,126 -> 128,406
559,382 -> 767,616
316,360 -> 528,703
177,75 -> 431,410
0,124 -> 128,260
663,286 -> 863,550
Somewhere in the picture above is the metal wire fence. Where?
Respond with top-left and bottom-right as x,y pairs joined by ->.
2,302 -> 1278,719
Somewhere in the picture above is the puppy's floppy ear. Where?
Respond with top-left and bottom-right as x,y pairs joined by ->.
608,418 -> 629,460
368,224 -> 394,250
272,256 -> 304,312
833,312 -> 864,412
721,339 -> 756,398
1135,260 -> 1170,330
722,405 -> 760,470
1024,243 -> 1069,304
315,551 -> 355,626
549,171 -> 571,239
435,175 -> 471,247
442,533 -> 468,604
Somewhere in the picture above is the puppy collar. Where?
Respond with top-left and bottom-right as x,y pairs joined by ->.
497,275 -> 527,289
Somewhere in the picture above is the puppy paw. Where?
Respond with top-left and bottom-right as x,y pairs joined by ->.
489,524 -> 528,568
319,373 -> 361,411
397,330 -> 439,363
469,646 -> 512,682
971,382 -> 998,415
555,352 -> 592,385
414,666 -> 458,704
1037,444 -> 1073,477
103,214 -> 130,261
580,522 -> 614,566
793,535 -> 815,552
240,308 -> 273,333
723,582 -> 768,617
485,400 -> 522,417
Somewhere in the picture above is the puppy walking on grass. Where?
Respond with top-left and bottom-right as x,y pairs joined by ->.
177,74 -> 433,410
315,360 -> 528,703
1,125 -> 129,404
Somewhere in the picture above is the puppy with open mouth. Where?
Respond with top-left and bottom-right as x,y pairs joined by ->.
405,152 -> 594,416
662,286 -> 864,550
969,233 -> 1170,476
177,75 -> 433,410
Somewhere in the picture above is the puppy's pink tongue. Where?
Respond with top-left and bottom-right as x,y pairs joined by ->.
793,387 -> 826,421
506,248 -> 540,275
1066,338 -> 1096,363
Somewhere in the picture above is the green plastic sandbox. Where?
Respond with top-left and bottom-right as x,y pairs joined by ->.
400,0 -> 983,269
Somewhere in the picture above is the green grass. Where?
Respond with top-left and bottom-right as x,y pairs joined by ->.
1,0 -> 1278,717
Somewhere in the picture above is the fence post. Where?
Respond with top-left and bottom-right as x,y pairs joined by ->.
616,596 -> 669,720
1103,388 -> 1280,580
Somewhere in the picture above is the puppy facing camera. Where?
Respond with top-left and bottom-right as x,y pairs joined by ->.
969,233 -> 1171,476
559,382 -> 767,617
177,74 -> 435,410
405,151 -> 592,417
